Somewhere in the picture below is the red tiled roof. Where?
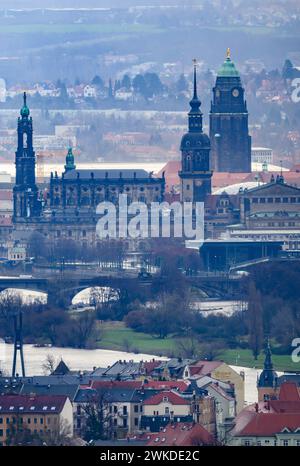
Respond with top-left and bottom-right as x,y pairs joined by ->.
279,382 -> 300,402
143,381 -> 190,392
142,360 -> 162,376
158,161 -> 300,192
144,390 -> 190,406
146,422 -> 216,446
91,380 -> 143,390
188,361 -> 223,377
237,413 -> 300,436
0,394 -> 68,414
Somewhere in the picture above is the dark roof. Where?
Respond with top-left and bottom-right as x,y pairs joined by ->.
63,169 -> 156,181
52,359 -> 71,376
0,394 -> 68,414
20,383 -> 79,401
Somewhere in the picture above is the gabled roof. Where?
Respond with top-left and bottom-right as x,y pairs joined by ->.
187,360 -> 223,377
144,391 -> 190,406
52,359 -> 70,376
242,180 -> 300,195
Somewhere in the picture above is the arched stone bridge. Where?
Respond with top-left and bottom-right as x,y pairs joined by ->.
0,271 -> 244,305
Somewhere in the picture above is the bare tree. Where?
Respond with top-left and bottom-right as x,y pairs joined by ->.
42,354 -> 57,375
82,390 -> 113,441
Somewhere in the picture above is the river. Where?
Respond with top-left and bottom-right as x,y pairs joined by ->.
0,342 -> 273,405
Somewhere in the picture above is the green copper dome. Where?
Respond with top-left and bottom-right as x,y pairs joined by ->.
65,147 -> 76,172
217,49 -> 240,78
20,92 -> 30,117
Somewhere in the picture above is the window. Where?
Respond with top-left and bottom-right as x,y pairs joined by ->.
259,198 -> 266,203
114,406 -> 117,414
257,441 -> 261,446
123,418 -> 127,428
134,418 -> 139,427
123,406 -> 127,415
40,418 -> 44,425
283,197 -> 288,203
134,405 -> 139,413
0,418 -> 2,424
165,407 -> 170,415
283,439 -> 289,446
267,198 -> 273,203
275,198 -> 281,203
0,430 -> 3,437
244,440 -> 250,446
291,197 -> 296,203
296,440 -> 300,446
27,418 -> 31,424
34,418 -> 37,424
252,198 -> 258,203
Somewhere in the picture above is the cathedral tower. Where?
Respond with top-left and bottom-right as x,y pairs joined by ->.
179,60 -> 212,203
13,93 -> 40,220
210,49 -> 251,173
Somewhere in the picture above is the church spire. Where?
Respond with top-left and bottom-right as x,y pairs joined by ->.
20,91 -> 30,118
188,59 -> 203,133
264,337 -> 273,371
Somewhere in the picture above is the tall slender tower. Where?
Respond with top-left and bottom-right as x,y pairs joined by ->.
210,49 -> 251,173
179,60 -> 212,203
13,92 -> 39,220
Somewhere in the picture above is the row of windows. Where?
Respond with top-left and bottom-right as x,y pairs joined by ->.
252,197 -> 300,204
243,439 -> 300,446
53,195 -> 160,206
54,186 -> 161,193
0,417 -> 55,425
251,222 -> 298,227
0,428 -> 51,438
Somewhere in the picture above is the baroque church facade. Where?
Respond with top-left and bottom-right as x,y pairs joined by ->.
12,93 -> 165,245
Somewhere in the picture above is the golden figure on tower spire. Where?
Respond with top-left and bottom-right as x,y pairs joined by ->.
226,48 -> 231,59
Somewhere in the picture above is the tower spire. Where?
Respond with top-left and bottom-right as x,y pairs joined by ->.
20,91 -> 30,118
264,337 -> 273,371
192,58 -> 198,100
188,59 -> 202,133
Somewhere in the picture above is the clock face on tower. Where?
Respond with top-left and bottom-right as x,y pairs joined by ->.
232,88 -> 239,97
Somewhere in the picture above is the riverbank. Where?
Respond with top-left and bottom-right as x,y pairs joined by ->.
97,321 -> 299,372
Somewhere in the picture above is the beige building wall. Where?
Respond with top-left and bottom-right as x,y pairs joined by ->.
211,363 -> 245,414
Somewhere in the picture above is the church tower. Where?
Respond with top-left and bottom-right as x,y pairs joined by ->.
210,49 -> 251,173
179,60 -> 212,203
13,93 -> 40,220
257,339 -> 278,402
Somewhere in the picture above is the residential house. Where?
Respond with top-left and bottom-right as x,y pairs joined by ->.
228,382 -> 300,446
0,394 -> 73,446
